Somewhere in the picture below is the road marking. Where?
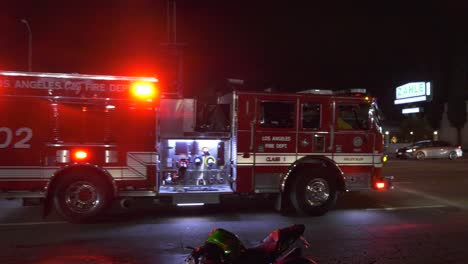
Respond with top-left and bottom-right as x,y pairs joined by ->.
398,186 -> 468,209
366,205 -> 449,211
0,221 -> 67,227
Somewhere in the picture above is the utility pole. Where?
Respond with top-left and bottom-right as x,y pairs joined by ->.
162,0 -> 186,97
20,19 -> 32,72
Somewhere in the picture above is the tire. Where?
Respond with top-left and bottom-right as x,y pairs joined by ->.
449,151 -> 458,160
54,171 -> 112,223
289,169 -> 338,216
415,151 -> 426,160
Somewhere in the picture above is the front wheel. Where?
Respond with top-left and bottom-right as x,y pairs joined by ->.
416,151 -> 426,160
54,171 -> 112,223
289,170 -> 337,216
449,151 -> 458,160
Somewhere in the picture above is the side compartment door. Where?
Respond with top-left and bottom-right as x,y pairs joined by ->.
235,94 -> 256,192
253,97 -> 297,193
0,97 -> 47,168
297,98 -> 331,157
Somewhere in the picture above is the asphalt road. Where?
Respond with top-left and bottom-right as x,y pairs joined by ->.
1,157 -> 468,264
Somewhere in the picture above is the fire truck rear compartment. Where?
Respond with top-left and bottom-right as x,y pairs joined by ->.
158,139 -> 233,195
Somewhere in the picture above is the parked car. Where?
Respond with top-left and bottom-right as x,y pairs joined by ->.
396,140 -> 463,160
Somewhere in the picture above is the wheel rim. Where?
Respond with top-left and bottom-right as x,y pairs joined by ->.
64,181 -> 101,214
416,152 -> 425,160
449,152 -> 457,159
305,178 -> 330,206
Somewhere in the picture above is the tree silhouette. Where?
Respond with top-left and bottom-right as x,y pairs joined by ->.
447,34 -> 467,145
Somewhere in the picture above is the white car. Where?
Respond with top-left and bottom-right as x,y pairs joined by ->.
396,140 -> 463,160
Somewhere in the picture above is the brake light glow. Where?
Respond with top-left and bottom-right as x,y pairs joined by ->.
74,150 -> 88,160
130,81 -> 158,100
376,182 -> 386,189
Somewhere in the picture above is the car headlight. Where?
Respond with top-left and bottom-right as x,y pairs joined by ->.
406,149 -> 413,153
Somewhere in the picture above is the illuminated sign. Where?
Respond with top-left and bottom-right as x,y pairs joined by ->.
402,107 -> 421,114
394,82 -> 431,105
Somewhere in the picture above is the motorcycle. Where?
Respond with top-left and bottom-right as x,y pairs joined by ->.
185,224 -> 317,264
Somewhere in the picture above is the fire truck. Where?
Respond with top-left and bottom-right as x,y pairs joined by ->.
0,71 -> 391,223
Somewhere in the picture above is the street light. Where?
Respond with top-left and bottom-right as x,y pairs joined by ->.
384,131 -> 390,147
20,19 -> 32,72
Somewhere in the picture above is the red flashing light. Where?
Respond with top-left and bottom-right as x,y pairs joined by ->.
376,182 -> 386,190
74,150 -> 88,161
130,81 -> 158,100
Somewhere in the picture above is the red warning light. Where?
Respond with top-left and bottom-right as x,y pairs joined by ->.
376,182 -> 386,190
74,150 -> 88,161
130,82 -> 158,100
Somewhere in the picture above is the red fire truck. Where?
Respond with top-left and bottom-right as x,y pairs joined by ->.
0,71 -> 391,223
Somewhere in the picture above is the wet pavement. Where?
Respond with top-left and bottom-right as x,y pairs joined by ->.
1,158 -> 468,263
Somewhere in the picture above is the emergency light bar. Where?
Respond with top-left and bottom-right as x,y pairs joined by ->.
297,89 -> 333,95
297,88 -> 367,95
334,88 -> 367,95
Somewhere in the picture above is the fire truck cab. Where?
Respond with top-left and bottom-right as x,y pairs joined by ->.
0,71 -> 390,223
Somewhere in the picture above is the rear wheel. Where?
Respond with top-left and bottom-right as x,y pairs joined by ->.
289,169 -> 337,216
54,171 -> 112,223
416,151 -> 426,160
449,151 -> 458,160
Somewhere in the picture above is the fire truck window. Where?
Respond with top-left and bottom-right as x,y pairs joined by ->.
337,104 -> 370,130
302,102 -> 321,129
259,101 -> 294,128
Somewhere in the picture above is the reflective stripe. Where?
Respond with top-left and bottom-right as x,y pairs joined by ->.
255,153 -> 296,164
333,155 -> 373,164
0,167 -> 146,180
0,71 -> 158,82
237,153 -> 383,166
237,153 -> 254,164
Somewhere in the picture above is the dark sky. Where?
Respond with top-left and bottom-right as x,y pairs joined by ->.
1,0 -> 467,114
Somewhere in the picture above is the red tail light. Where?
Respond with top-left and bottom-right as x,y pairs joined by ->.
376,182 -> 386,190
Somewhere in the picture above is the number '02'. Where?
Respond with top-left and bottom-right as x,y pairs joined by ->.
0,127 -> 33,149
